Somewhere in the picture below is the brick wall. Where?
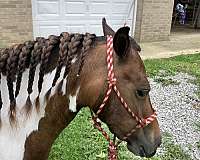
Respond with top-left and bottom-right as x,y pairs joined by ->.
0,0 -> 33,47
135,0 -> 174,42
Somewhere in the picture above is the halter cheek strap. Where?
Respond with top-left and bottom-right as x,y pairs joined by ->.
91,35 -> 157,160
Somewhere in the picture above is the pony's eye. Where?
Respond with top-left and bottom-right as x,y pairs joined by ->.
136,89 -> 149,98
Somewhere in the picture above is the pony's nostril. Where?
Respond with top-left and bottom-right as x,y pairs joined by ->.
146,150 -> 156,158
139,145 -> 157,158
155,136 -> 162,147
139,146 -> 146,157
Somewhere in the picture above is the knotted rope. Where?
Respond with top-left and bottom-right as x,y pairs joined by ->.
91,35 -> 157,160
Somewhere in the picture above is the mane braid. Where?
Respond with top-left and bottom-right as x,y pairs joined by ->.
77,33 -> 96,75
6,45 -> 22,125
62,33 -> 84,79
45,32 -> 71,99
0,48 -> 9,75
52,32 -> 71,86
0,48 -> 9,127
15,41 -> 34,97
22,38 -> 45,114
0,74 -> 2,127
36,35 -> 59,106
28,38 -> 45,96
0,74 -> 2,110
0,49 -> 2,110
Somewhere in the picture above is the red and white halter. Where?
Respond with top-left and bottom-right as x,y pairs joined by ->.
92,35 -> 157,160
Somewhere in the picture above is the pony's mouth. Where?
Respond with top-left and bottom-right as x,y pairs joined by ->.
127,142 -> 157,158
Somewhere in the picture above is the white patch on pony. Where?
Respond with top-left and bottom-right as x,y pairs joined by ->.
0,65 -> 62,160
61,76 -> 67,95
69,87 -> 80,112
71,56 -> 77,64
50,67 -> 65,97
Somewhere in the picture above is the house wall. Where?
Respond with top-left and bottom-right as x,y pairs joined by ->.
135,0 -> 174,42
0,0 -> 33,47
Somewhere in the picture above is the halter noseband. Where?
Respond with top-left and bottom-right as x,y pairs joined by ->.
91,35 -> 157,160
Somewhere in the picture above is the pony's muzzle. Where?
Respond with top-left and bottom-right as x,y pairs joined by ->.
127,135 -> 161,158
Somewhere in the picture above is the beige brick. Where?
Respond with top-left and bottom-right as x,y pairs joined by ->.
0,0 -> 33,47
135,0 -> 174,42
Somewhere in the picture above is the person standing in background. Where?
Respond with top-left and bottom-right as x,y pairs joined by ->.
176,0 -> 187,24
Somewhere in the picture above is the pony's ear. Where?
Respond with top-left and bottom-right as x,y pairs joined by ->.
102,18 -> 115,37
113,26 -> 130,58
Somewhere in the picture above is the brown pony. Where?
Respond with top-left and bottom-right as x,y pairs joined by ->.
0,18 -> 161,160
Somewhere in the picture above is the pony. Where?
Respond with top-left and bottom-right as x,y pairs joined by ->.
0,18 -> 161,160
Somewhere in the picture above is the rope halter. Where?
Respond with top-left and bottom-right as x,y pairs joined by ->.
91,35 -> 157,160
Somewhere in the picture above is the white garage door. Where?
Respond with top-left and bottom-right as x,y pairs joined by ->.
32,0 -> 137,38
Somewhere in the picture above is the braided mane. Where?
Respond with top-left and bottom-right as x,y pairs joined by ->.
0,32 -> 96,126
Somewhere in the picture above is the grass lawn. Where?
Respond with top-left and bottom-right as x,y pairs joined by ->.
0,43 -> 5,48
145,53 -> 200,98
49,53 -> 200,160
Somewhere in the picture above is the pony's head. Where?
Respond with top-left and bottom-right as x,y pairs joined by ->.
78,18 -> 161,158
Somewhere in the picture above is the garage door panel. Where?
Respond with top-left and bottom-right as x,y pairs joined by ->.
32,0 -> 136,37
111,20 -> 132,30
64,1 -> 87,16
112,3 -> 129,14
33,0 -> 60,21
89,14 -> 108,20
90,24 -> 103,35
89,2 -> 108,14
37,1 -> 59,15
38,25 -> 61,37
64,24 -> 87,33
111,14 -> 126,20
112,0 -> 130,3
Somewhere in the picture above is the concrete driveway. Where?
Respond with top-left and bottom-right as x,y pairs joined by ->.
140,28 -> 200,59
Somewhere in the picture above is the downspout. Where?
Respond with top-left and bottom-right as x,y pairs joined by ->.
132,0 -> 138,37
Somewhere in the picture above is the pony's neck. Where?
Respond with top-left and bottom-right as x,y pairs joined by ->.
23,56 -> 83,160
76,42 -> 107,109
23,41 -> 107,160
23,93 -> 80,160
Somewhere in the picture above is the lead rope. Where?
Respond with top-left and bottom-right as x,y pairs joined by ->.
91,35 -> 118,160
92,114 -> 119,160
91,35 -> 157,160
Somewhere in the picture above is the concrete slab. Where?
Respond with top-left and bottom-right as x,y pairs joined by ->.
140,28 -> 200,59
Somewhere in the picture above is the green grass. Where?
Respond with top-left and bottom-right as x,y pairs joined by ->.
49,108 -> 193,160
49,108 -> 108,160
49,53 -> 200,160
49,108 -> 142,160
0,43 -> 5,48
154,77 -> 180,86
195,122 -> 200,132
197,141 -> 200,150
159,133 -> 192,160
144,53 -> 200,77
145,53 -> 200,98
195,122 -> 200,151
